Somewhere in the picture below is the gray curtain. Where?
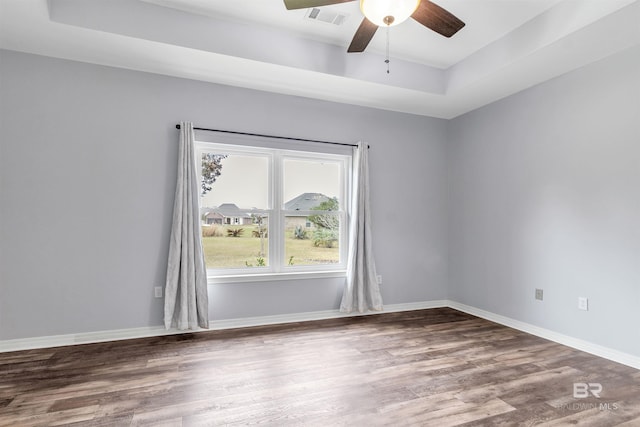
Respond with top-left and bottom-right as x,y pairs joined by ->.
164,122 -> 209,330
340,142 -> 383,313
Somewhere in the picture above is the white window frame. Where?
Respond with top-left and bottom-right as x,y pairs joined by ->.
196,140 -> 351,283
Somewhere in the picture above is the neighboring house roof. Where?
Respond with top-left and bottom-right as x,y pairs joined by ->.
285,193 -> 330,211
203,211 -> 224,219
217,203 -> 249,217
203,194 -> 331,218
201,203 -> 252,218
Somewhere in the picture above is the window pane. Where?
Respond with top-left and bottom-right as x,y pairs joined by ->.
285,214 -> 340,266
202,214 -> 269,269
283,157 -> 343,267
283,158 -> 341,209
200,151 -> 270,270
201,153 -> 269,210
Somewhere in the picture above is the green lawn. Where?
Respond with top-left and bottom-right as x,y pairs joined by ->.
202,225 -> 339,269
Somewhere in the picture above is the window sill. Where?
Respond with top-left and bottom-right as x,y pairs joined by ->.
207,270 -> 347,284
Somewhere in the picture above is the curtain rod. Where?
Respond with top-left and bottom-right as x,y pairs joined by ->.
175,124 -> 365,148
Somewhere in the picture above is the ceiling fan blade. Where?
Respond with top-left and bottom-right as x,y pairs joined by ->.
411,0 -> 465,38
347,18 -> 378,53
283,0 -> 355,10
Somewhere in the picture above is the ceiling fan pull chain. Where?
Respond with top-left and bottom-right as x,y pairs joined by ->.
385,25 -> 390,74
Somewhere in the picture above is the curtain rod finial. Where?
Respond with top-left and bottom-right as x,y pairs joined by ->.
175,124 -> 181,129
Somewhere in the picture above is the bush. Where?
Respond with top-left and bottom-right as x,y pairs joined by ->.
202,225 -> 224,237
293,225 -> 308,240
227,228 -> 244,237
252,229 -> 268,238
313,228 -> 338,248
245,254 -> 266,267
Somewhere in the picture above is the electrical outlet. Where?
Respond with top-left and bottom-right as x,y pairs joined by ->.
154,286 -> 163,298
376,275 -> 382,285
578,297 -> 588,311
535,288 -> 543,301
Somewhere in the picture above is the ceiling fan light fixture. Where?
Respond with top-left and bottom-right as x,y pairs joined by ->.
359,0 -> 420,27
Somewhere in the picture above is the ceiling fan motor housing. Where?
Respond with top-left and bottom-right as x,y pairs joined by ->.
359,0 -> 421,27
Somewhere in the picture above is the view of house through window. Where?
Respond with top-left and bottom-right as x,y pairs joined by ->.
283,158 -> 342,266
198,142 -> 348,275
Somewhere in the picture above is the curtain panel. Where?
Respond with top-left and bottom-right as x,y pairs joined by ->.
340,142 -> 383,313
164,122 -> 209,330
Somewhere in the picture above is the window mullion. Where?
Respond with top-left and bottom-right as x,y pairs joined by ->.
342,157 -> 351,267
271,152 -> 283,272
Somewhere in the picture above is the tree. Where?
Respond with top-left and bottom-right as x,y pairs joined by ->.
251,213 -> 267,257
201,153 -> 227,196
308,198 -> 339,247
308,197 -> 339,230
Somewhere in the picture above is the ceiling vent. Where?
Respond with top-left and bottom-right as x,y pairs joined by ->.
305,8 -> 348,26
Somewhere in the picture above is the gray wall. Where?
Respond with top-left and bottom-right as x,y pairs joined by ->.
0,50 -> 449,340
2,46 -> 638,358
447,46 -> 640,357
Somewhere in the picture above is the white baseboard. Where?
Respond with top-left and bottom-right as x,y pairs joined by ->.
0,300 -> 447,353
212,300 -> 449,331
2,299 -> 638,371
447,300 -> 640,370
0,325 -> 182,353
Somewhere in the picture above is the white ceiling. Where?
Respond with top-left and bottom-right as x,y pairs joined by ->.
1,0 -> 638,118
141,0 -> 561,69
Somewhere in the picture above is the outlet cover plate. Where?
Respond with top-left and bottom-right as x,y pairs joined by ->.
535,288 -> 543,301
578,297 -> 588,311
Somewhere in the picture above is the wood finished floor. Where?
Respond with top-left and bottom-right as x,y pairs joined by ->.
1,308 -> 639,426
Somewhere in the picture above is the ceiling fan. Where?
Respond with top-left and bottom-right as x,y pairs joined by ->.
283,0 -> 465,53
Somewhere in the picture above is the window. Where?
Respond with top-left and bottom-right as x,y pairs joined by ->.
197,141 -> 350,278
